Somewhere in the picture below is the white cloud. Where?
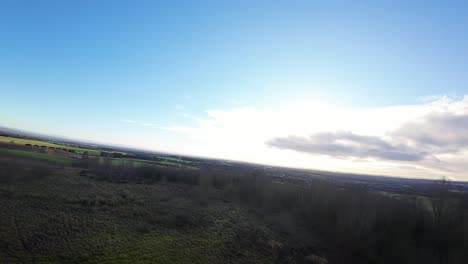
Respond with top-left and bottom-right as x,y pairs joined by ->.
165,96 -> 468,180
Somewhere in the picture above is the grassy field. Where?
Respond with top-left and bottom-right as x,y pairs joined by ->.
0,148 -> 76,165
0,136 -> 197,169
109,157 -> 197,169
0,136 -> 100,155
0,142 -> 195,172
161,156 -> 193,164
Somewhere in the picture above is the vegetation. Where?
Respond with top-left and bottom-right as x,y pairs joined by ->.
0,148 -> 75,165
107,157 -> 196,169
0,135 -> 100,155
0,158 -> 278,264
1,150 -> 468,263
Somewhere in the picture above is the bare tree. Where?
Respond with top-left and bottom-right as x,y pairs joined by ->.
431,177 -> 451,228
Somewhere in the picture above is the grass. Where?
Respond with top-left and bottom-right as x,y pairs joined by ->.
0,136 -> 195,169
160,156 -> 193,164
0,136 -> 100,155
0,164 -> 276,264
109,157 -> 197,169
376,191 -> 433,211
0,148 -> 75,165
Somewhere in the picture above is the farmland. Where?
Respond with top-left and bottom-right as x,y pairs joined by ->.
0,136 -> 100,155
108,157 -> 196,169
0,148 -> 75,165
0,136 -> 196,170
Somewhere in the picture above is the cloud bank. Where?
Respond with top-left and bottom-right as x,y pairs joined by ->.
268,132 -> 428,162
269,111 -> 468,161
166,96 -> 468,179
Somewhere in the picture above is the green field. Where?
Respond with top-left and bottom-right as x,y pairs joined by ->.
0,148 -> 76,165
107,157 -> 197,169
0,137 -> 195,170
0,136 -> 197,169
0,136 -> 100,155
161,156 -> 192,164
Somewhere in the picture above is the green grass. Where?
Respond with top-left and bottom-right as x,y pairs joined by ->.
0,148 -> 75,165
1,136 -> 195,168
109,157 -> 197,169
160,156 -> 192,164
0,136 -> 100,155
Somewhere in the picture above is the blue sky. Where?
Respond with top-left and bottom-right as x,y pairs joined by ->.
2,1 -> 468,179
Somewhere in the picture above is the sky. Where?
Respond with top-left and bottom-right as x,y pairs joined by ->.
2,1 -> 468,179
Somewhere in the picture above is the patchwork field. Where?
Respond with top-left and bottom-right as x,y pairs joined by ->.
0,136 -> 100,155
0,136 -> 196,170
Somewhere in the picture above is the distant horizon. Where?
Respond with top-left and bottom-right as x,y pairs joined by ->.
1,123 -> 464,183
2,1 -> 468,180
